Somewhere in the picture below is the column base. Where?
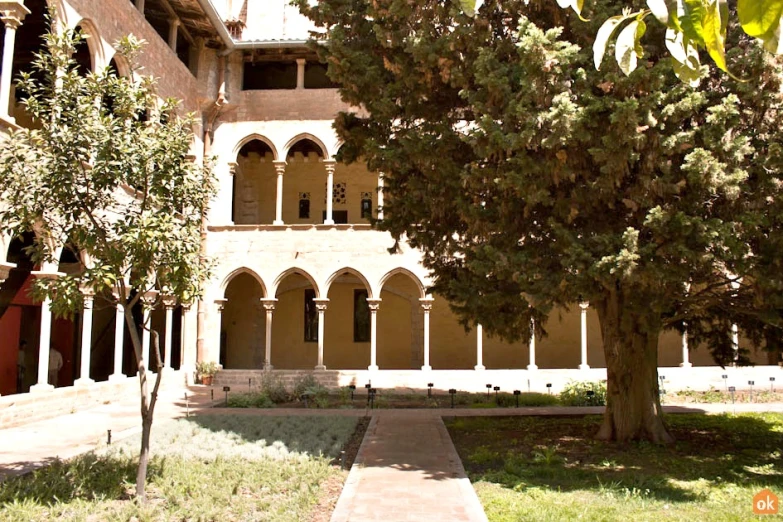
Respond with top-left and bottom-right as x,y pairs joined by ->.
314,365 -> 327,371
527,364 -> 538,371
272,220 -> 284,225
108,373 -> 127,382
264,364 -> 274,371
474,365 -> 486,371
30,383 -> 54,393
679,362 -> 693,368
323,219 -> 335,225
368,365 -> 379,371
74,377 -> 94,387
578,364 -> 591,370
421,365 -> 432,371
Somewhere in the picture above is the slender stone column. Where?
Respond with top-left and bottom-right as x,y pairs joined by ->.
420,298 -> 434,371
180,302 -> 191,373
367,299 -> 381,371
168,18 -> 180,51
680,325 -> 692,368
579,301 -> 590,370
141,291 -> 159,372
475,324 -> 485,370
273,161 -> 286,225
75,291 -> 95,385
260,298 -> 277,370
30,271 -> 62,393
527,318 -> 538,371
109,298 -> 126,381
215,298 -> 227,366
0,4 -> 30,120
313,299 -> 328,370
323,160 -> 335,225
296,58 -> 306,89
162,295 -> 177,369
731,323 -> 740,364
135,0 -> 145,15
377,173 -> 384,220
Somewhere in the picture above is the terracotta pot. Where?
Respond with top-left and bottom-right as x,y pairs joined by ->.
201,375 -> 213,386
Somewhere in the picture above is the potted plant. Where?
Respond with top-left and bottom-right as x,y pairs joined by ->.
196,361 -> 219,385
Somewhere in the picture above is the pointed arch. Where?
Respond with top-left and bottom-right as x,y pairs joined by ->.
325,267 -> 374,299
106,51 -> 131,78
273,267 -> 321,298
220,267 -> 268,297
73,19 -> 104,72
379,267 -> 426,299
283,133 -> 328,159
233,133 -> 279,161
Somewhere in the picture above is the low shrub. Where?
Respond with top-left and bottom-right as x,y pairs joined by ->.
559,380 -> 607,406
259,373 -> 290,403
227,392 -> 275,408
292,374 -> 321,398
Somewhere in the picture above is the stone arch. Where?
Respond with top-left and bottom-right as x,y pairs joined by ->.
233,133 -> 279,161
220,266 -> 268,297
325,267 -> 374,299
283,133 -> 328,159
106,51 -> 131,78
272,267 -> 321,298
73,19 -> 104,73
379,267 -> 426,299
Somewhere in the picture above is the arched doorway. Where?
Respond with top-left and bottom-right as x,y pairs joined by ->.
220,271 -> 266,369
283,138 -> 329,224
272,269 -> 319,369
378,271 -> 423,369
233,138 -> 276,224
324,269 -> 373,369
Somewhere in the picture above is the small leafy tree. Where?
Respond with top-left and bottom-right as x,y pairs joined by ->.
0,25 -> 214,499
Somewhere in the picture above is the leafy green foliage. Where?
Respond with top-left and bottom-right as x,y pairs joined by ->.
226,391 -> 276,408
559,380 -> 607,406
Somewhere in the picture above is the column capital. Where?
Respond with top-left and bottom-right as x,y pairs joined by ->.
31,270 -> 65,280
313,297 -> 329,312
419,297 -> 434,311
227,161 -> 238,176
579,301 -> 589,311
215,298 -> 228,312
0,261 -> 16,282
141,290 -> 159,309
260,297 -> 278,311
169,17 -> 181,27
161,294 -> 177,310
296,57 -> 306,65
273,160 -> 287,174
367,298 -> 382,311
0,3 -> 31,29
322,159 -> 337,174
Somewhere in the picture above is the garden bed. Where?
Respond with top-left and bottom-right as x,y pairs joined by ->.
0,414 -> 368,521
446,413 -> 783,521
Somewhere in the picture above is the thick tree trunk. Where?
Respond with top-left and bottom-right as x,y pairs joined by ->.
136,412 -> 152,499
594,290 -> 674,444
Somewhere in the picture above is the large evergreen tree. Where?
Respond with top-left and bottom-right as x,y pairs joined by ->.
297,0 -> 783,442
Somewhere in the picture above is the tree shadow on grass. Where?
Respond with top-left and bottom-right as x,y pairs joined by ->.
446,413 -> 783,503
0,452 -> 164,507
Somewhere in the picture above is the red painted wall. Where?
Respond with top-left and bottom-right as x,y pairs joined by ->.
0,307 -> 22,395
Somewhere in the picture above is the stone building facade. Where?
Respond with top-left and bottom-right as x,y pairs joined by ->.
0,0 -> 777,402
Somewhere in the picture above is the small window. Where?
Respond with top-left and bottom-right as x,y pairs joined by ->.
354,289 -> 370,342
243,61 -> 297,90
299,192 -> 311,219
361,192 -> 372,220
304,63 -> 338,89
304,289 -> 318,342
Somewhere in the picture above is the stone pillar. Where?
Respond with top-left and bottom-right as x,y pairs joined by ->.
313,299 -> 328,370
75,291 -> 95,385
109,292 -> 126,381
273,161 -> 286,225
296,58 -> 305,89
420,297 -> 433,371
475,324 -> 485,370
168,18 -> 180,51
261,298 -> 277,370
323,160 -> 335,225
180,302 -> 192,372
141,291 -> 159,372
579,301 -> 590,370
227,161 -> 237,225
135,0 -> 145,15
0,3 -> 30,119
30,271 -> 61,393
377,173 -> 384,220
367,299 -> 381,371
215,298 -> 227,365
527,318 -> 538,371
162,295 -> 177,369
731,323 -> 740,364
680,324 -> 692,368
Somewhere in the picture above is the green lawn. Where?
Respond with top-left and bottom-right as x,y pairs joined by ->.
0,415 -> 360,521
446,413 -> 783,521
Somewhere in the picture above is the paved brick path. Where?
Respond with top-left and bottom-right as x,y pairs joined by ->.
330,410 -> 488,522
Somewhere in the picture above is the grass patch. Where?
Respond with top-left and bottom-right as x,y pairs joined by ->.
0,415 -> 360,521
446,413 -> 783,521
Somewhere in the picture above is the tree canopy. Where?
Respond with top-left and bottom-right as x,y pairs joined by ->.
0,26 -> 214,498
296,0 -> 783,441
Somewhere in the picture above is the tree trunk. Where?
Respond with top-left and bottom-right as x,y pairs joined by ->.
137,411 -> 152,500
594,289 -> 674,444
